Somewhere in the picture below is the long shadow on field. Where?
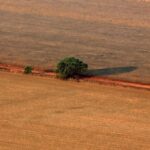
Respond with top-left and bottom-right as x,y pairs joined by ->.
86,66 -> 137,76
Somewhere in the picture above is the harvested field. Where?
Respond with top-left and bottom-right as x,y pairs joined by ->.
0,72 -> 150,150
0,0 -> 150,83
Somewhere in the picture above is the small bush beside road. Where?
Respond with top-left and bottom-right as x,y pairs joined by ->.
24,66 -> 33,74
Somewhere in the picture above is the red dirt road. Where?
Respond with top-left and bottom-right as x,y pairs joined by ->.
0,63 -> 149,90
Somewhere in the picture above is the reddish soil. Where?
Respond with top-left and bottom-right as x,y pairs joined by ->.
84,77 -> 150,90
0,63 -> 149,90
0,63 -> 55,76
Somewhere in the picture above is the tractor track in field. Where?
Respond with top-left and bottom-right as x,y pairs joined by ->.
0,63 -> 150,90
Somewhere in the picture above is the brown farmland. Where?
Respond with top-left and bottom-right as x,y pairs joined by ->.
0,72 -> 150,150
0,0 -> 150,83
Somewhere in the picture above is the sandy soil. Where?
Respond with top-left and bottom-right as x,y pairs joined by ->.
0,72 -> 150,150
0,0 -> 150,83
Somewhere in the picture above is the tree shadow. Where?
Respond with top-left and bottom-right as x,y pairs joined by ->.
85,66 -> 137,77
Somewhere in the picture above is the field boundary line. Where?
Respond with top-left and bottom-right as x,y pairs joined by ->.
0,63 -> 149,90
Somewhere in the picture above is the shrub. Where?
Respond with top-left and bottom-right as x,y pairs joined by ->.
24,66 -> 33,74
56,57 -> 88,79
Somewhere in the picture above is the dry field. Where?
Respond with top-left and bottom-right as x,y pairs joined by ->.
0,0 -> 150,83
0,72 -> 150,150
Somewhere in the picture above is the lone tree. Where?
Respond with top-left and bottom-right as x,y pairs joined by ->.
24,66 -> 33,74
56,57 -> 88,79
